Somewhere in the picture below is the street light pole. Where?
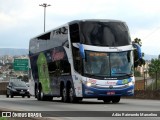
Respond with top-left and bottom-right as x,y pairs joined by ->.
39,3 -> 51,32
143,68 -> 147,90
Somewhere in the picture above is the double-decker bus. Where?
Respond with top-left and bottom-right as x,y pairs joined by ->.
29,19 -> 141,103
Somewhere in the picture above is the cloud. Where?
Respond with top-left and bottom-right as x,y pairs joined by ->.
0,0 -> 160,55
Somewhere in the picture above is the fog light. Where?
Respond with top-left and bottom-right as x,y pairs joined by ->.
128,89 -> 134,93
85,89 -> 94,94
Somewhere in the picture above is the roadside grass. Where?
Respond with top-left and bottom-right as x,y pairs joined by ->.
0,117 -> 7,120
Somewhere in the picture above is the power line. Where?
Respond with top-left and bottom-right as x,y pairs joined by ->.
143,27 -> 160,40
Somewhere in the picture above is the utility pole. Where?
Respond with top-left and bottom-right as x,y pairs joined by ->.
143,68 -> 146,90
144,71 -> 146,90
39,3 -> 51,32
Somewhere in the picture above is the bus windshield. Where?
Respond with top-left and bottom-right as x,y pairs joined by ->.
83,51 -> 133,78
80,21 -> 131,46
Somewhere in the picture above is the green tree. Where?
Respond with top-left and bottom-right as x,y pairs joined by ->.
134,70 -> 141,77
134,38 -> 142,46
133,38 -> 145,68
148,59 -> 160,90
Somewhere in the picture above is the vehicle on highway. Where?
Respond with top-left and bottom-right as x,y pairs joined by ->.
26,82 -> 30,88
29,19 -> 142,103
6,79 -> 30,98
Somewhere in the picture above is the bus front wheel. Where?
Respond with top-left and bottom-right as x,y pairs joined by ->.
112,96 -> 121,103
103,97 -> 111,103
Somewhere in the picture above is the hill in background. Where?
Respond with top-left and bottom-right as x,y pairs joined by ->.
144,54 -> 158,61
0,48 -> 28,56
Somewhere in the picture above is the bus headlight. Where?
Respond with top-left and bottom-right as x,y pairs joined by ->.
128,81 -> 135,86
83,80 -> 96,87
86,82 -> 92,87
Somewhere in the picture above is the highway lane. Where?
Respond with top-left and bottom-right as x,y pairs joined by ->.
0,95 -> 160,120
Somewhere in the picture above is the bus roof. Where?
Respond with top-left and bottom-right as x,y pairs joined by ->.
30,19 -> 125,40
68,19 -> 125,25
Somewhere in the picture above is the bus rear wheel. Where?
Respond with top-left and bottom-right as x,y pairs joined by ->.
62,87 -> 69,102
37,86 -> 45,101
69,87 -> 77,103
36,87 -> 40,100
69,86 -> 83,103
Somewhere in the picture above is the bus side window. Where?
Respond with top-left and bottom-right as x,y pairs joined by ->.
69,23 -> 80,43
70,23 -> 82,73
48,62 -> 57,75
62,40 -> 69,48
72,47 -> 82,74
60,60 -> 71,75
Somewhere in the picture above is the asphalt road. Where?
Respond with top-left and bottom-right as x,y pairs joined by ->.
0,95 -> 160,120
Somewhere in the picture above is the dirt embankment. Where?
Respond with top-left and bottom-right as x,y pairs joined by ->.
0,82 -> 8,95
125,90 -> 160,100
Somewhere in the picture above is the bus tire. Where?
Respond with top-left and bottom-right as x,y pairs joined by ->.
37,85 -> 45,101
36,87 -> 40,100
69,86 -> 77,103
112,96 -> 121,103
62,87 -> 68,102
35,84 -> 37,98
103,97 -> 111,103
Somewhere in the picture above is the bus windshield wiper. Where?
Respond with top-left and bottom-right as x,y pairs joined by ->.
112,72 -> 133,77
85,73 -> 97,77
84,73 -> 103,78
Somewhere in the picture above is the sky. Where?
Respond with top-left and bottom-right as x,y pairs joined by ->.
0,0 -> 160,55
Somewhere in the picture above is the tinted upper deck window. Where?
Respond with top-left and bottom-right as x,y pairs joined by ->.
79,21 -> 131,46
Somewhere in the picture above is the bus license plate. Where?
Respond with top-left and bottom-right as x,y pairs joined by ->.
20,91 -> 25,94
107,91 -> 115,95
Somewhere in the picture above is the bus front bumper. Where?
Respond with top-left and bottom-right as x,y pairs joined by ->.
82,84 -> 134,98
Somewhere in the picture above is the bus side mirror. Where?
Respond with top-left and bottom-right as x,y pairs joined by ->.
79,44 -> 85,59
132,43 -> 142,60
